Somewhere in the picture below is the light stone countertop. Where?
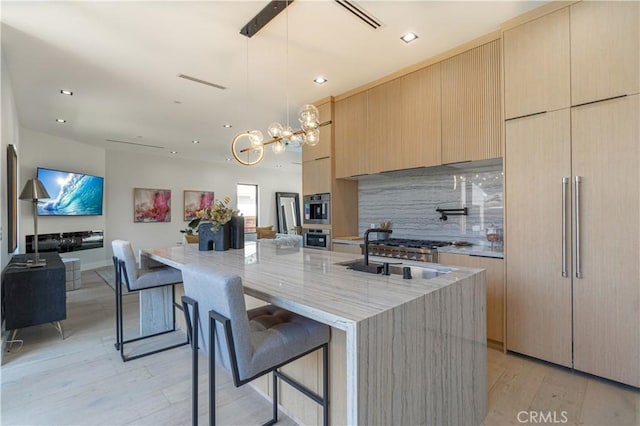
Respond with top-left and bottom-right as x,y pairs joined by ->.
143,241 -> 482,330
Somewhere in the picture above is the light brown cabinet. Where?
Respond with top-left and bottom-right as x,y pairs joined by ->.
302,98 -> 359,246
302,157 -> 331,196
570,95 -> 639,387
504,1 -> 639,388
302,102 -> 332,162
505,99 -> 640,387
400,64 -> 442,168
505,109 -> 573,368
334,92 -> 368,179
439,253 -> 505,348
441,39 -> 501,164
570,1 -> 639,105
368,79 -> 403,173
503,7 -> 570,119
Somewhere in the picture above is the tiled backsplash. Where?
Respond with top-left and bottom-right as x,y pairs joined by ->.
358,160 -> 503,246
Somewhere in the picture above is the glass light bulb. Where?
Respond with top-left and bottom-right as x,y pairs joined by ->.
305,129 -> 320,146
249,130 -> 264,147
301,120 -> 319,132
267,122 -> 283,139
289,134 -> 303,147
281,126 -> 294,140
272,140 -> 286,154
298,104 -> 319,124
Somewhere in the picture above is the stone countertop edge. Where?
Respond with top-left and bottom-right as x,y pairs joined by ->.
438,245 -> 504,259
332,238 -> 364,245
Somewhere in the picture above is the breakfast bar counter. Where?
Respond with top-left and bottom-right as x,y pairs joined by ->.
142,242 -> 486,425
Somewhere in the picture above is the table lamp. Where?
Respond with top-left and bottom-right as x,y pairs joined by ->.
19,178 -> 50,268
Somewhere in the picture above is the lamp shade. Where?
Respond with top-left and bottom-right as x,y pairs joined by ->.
19,178 -> 51,201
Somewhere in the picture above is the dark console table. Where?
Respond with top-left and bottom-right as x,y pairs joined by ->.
2,252 -> 66,339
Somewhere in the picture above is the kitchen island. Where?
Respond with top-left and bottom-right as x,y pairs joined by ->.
142,242 -> 486,425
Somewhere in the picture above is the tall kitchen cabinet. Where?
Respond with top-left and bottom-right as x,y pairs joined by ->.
504,1 -> 639,387
302,97 -> 359,245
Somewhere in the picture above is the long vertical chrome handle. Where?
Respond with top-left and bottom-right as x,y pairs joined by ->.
562,177 -> 569,277
575,176 -> 583,279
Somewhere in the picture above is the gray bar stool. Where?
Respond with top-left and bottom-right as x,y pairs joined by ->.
111,240 -> 188,362
181,264 -> 330,426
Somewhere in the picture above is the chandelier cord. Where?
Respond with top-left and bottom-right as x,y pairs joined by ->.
285,0 -> 290,129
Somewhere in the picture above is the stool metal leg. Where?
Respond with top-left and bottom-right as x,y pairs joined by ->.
181,296 -> 199,426
114,259 -> 188,362
209,311 -> 216,426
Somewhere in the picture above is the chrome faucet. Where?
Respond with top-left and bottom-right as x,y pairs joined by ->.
364,228 -> 393,266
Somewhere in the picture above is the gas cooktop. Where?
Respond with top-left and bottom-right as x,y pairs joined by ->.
368,238 -> 452,249
366,238 -> 453,262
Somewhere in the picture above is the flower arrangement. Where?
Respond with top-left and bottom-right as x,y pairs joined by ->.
195,195 -> 239,232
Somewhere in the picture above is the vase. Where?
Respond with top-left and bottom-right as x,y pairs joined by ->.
230,216 -> 245,249
184,234 -> 199,244
198,222 -> 230,251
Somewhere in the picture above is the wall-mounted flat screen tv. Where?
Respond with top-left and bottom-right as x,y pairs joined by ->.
37,167 -> 104,216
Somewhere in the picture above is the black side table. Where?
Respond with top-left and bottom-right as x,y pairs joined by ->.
1,252 -> 66,341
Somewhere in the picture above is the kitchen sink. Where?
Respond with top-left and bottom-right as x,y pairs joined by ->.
337,258 -> 452,279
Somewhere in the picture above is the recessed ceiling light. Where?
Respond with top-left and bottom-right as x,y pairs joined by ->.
192,140 -> 200,144
60,89 -> 73,96
223,124 -> 232,128
55,118 -> 66,123
226,158 -> 232,162
170,151 -> 178,154
313,77 -> 328,85
400,32 -> 418,43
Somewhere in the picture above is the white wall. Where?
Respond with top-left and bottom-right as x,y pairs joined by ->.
105,149 -> 301,262
1,55 -> 21,270
18,128 -> 107,269
15,131 -> 301,270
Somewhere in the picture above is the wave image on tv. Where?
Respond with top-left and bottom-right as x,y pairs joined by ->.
37,168 -> 104,216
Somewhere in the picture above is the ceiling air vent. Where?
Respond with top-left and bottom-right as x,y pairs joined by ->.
178,74 -> 227,90
105,139 -> 164,149
334,0 -> 382,30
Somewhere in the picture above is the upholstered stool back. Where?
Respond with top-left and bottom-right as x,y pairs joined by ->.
182,265 -> 252,376
182,264 -> 330,382
112,240 -> 139,286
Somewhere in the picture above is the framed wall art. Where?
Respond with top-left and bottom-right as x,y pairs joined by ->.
7,144 -> 17,252
183,190 -> 214,221
133,188 -> 171,223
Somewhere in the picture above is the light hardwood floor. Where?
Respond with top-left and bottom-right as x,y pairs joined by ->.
1,269 -> 638,425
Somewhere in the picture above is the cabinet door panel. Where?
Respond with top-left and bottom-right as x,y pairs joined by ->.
303,101 -> 332,162
442,40 -> 501,163
302,157 -> 331,196
571,95 -> 639,387
439,253 -> 504,346
401,64 -> 441,168
504,7 -> 570,119
335,92 -> 368,178
368,79 -> 402,173
505,109 -> 572,367
571,1 -> 640,105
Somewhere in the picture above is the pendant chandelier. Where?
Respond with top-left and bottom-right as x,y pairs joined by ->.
230,0 -> 331,166
231,105 -> 331,166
